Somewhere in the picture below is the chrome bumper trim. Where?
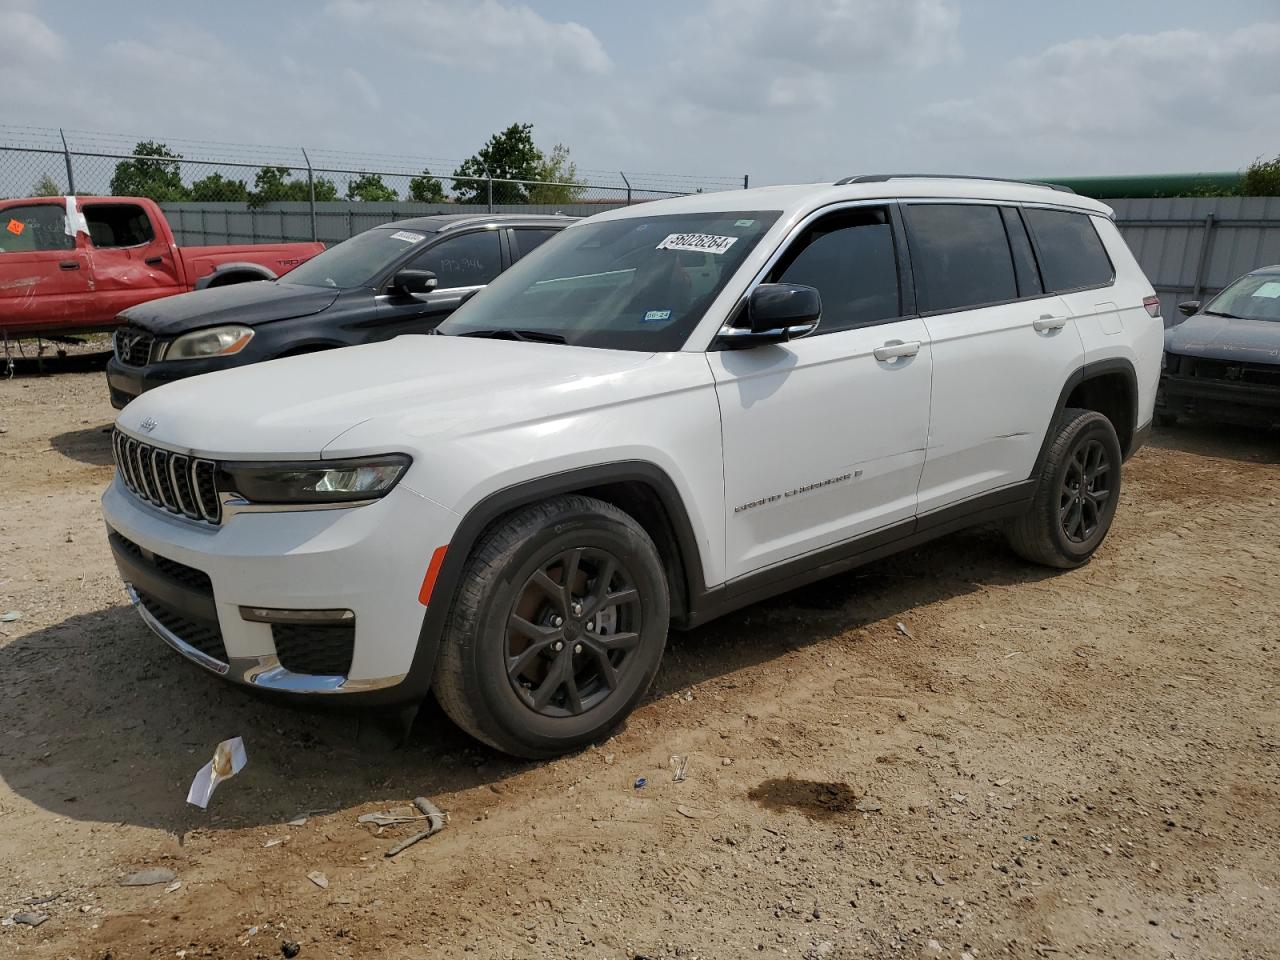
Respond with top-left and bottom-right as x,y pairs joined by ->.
125,583 -> 229,676
125,584 -> 406,695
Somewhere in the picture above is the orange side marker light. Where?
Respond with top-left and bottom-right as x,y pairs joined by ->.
418,545 -> 449,606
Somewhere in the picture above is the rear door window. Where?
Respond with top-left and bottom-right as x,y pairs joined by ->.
770,207 -> 901,334
409,230 -> 502,288
904,204 -> 1017,313
1022,208 -> 1114,292
1,204 -> 74,253
510,228 -> 560,260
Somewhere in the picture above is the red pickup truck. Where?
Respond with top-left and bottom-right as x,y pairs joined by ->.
0,195 -> 324,337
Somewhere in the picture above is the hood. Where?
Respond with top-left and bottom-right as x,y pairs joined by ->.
115,335 -> 663,459
120,281 -> 339,335
1165,312 -> 1280,365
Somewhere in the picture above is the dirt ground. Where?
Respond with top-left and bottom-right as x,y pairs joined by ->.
1,364 -> 1277,960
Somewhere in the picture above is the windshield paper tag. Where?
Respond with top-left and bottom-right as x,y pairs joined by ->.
656,233 -> 738,255
390,230 -> 425,243
643,309 -> 672,322
1251,281 -> 1280,299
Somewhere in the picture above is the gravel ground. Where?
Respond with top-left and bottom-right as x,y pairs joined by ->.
0,368 -> 1277,960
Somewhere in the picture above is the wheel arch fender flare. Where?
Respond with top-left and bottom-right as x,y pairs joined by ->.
194,262 -> 278,290
392,460 -> 708,706
1032,357 -> 1140,478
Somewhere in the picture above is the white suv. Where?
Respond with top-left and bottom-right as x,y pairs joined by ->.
103,176 -> 1163,757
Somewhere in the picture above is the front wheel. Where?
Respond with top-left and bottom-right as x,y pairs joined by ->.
1004,407 -> 1123,569
432,495 -> 670,758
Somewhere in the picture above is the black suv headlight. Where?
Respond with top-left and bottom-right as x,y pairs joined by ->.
218,454 -> 412,504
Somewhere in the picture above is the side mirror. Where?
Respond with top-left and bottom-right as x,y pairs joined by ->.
393,269 -> 438,297
1177,300 -> 1201,318
719,283 -> 822,348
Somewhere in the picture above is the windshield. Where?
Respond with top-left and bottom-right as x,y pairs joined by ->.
1204,272 -> 1280,323
283,226 -> 430,289
436,210 -> 781,350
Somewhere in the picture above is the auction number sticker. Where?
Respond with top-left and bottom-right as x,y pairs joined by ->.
656,233 -> 738,255
389,230 -> 425,243
6,219 -> 24,236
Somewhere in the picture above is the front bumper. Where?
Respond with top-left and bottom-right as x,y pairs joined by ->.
1158,371 -> 1280,426
101,474 -> 459,703
106,353 -> 256,410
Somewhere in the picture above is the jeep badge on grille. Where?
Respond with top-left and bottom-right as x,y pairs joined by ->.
139,417 -> 158,433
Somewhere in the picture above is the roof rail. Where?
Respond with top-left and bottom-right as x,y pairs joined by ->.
833,174 -> 1075,194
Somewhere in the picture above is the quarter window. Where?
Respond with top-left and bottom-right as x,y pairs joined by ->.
0,204 -> 74,253
410,230 -> 501,288
770,207 -> 901,334
904,204 -> 1017,313
1022,208 -> 1114,292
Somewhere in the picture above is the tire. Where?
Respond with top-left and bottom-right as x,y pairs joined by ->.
1004,407 -> 1123,569
432,494 -> 670,758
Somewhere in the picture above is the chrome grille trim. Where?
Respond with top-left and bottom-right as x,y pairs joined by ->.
113,327 -> 156,366
111,429 -> 222,524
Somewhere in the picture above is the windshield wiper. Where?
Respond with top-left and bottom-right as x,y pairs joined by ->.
1203,309 -> 1245,319
453,328 -> 568,344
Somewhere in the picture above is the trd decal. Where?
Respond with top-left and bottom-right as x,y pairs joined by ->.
733,471 -> 858,514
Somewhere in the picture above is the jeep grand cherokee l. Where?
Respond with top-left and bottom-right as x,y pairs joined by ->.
102,175 -> 1162,758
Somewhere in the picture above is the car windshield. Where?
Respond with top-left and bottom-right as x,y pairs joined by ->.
1204,272 -> 1280,323
283,226 -> 431,289
436,211 -> 782,351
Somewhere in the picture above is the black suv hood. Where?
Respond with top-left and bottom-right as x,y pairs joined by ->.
120,282 -> 340,336
1166,312 -> 1280,365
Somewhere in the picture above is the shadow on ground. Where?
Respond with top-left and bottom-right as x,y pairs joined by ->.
50,422 -> 115,466
0,525 -> 1055,833
1150,419 -> 1280,464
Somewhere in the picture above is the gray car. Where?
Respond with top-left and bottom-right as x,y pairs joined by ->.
1158,265 -> 1280,427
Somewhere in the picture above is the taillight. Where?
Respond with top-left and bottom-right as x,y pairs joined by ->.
1143,295 -> 1161,318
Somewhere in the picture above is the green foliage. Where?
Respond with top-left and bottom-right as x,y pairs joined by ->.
31,173 -> 62,196
452,122 -> 542,204
248,166 -> 338,207
1242,154 -> 1280,196
526,143 -> 584,205
110,141 -> 189,201
189,172 -> 250,202
409,170 -> 447,203
346,172 -> 398,202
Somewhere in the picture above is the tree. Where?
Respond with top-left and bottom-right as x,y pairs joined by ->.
526,143 -> 584,205
346,172 -> 398,202
110,141 -> 189,201
408,169 -> 447,203
452,122 -> 542,204
248,166 -> 337,207
31,173 -> 62,197
1242,154 -> 1280,196
189,172 -> 250,202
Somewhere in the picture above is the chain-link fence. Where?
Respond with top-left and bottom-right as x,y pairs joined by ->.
1,125 -> 749,244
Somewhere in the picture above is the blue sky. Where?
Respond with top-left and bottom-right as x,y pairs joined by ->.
3,0 -> 1279,187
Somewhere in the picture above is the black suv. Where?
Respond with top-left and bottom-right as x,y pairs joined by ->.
106,214 -> 572,408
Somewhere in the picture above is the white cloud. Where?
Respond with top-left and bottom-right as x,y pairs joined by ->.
912,23 -> 1280,172
342,67 -> 382,112
664,0 -> 960,115
325,0 -> 612,75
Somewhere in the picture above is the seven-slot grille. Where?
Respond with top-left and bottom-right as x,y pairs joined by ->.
111,428 -> 221,523
113,327 -> 156,366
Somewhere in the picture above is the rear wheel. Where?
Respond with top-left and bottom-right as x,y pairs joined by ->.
1005,408 -> 1122,569
432,495 -> 669,758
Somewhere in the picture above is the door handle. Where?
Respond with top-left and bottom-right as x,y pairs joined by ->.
1033,314 -> 1067,332
59,260 -> 80,270
873,340 -> 921,361
144,256 -> 163,266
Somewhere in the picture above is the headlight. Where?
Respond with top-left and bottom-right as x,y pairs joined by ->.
218,454 -> 412,504
163,325 -> 255,361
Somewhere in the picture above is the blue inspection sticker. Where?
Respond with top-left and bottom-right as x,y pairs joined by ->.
642,309 -> 673,323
